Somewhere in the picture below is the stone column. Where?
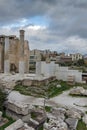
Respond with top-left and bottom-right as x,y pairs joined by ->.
4,36 -> 10,73
24,40 -> 29,73
19,61 -> 25,74
20,30 -> 24,56
36,61 -> 41,76
19,30 -> 25,74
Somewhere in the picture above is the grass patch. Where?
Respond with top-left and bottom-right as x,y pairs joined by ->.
76,119 -> 87,130
45,106 -> 52,112
47,118 -> 49,123
0,112 -> 15,130
14,80 -> 73,98
38,125 -> 43,130
31,112 -> 37,119
47,80 -> 73,98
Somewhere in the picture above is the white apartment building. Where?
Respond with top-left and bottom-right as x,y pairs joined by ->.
71,53 -> 83,61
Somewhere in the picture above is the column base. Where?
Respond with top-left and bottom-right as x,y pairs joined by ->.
19,61 -> 25,74
4,60 -> 10,73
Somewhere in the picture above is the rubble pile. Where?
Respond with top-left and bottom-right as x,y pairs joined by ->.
70,87 -> 87,96
44,107 -> 84,130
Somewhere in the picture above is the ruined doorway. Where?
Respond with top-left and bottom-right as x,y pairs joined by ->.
10,63 -> 17,72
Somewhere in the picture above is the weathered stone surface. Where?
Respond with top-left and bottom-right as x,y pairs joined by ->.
0,111 -> 2,121
51,107 -> 66,120
7,101 -> 29,115
22,76 -> 56,87
4,60 -> 10,73
5,119 -> 24,130
47,113 -> 56,120
0,79 -> 17,90
65,118 -> 78,130
69,108 -> 84,117
83,114 -> 87,126
24,123 -> 35,130
66,108 -> 81,119
45,107 -> 84,130
19,61 -> 25,74
22,114 -> 31,122
53,107 -> 66,114
56,84 -> 61,88
70,87 -> 85,95
82,90 -> 87,96
5,119 -> 35,130
0,30 -> 29,74
24,127 -> 34,130
44,118 -> 68,130
29,118 -> 39,125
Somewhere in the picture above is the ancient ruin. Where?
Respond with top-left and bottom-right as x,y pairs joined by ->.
0,30 -> 29,74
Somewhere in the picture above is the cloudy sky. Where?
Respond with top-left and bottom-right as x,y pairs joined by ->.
0,0 -> 87,54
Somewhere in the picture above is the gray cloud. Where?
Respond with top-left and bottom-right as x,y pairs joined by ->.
47,0 -> 87,38
0,0 -> 54,24
0,0 -> 87,53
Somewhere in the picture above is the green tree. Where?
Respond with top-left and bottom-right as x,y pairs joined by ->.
77,59 -> 85,66
41,54 -> 46,61
0,89 -> 6,111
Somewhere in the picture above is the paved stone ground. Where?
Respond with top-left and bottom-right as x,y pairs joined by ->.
0,73 -> 51,90
0,73 -> 49,82
8,90 -> 87,112
0,73 -> 87,112
50,90 -> 87,112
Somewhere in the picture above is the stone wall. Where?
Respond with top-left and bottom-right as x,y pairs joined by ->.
0,30 -> 30,74
55,66 -> 82,83
36,61 -> 55,77
36,61 -> 83,83
9,38 -> 20,72
22,76 -> 56,87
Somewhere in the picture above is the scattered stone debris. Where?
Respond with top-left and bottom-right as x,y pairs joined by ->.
5,119 -> 34,130
44,106 -> 84,130
83,114 -> 87,126
0,79 -> 16,90
4,89 -> 87,130
2,103 -> 87,130
70,86 -> 87,96
5,97 -> 47,129
67,75 -> 75,85
44,118 -> 68,130
7,101 -> 29,116
0,111 -> 8,127
56,84 -> 61,88
66,108 -> 82,119
65,118 -> 78,130
22,76 -> 56,87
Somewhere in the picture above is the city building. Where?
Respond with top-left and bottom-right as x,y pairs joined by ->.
56,55 -> 72,65
71,53 -> 83,61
